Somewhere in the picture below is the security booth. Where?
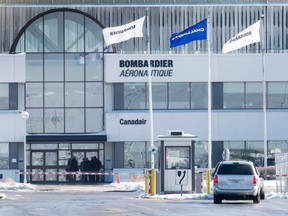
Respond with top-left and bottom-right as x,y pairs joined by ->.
158,131 -> 198,193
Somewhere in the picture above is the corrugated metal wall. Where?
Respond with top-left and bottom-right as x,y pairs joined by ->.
0,5 -> 287,53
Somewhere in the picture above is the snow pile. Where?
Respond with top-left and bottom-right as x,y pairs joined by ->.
266,192 -> 288,199
0,177 -> 37,191
109,181 -> 145,192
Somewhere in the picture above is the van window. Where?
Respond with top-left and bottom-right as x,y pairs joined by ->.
217,164 -> 254,175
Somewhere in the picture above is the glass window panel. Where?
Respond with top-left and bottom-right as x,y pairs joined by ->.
246,141 -> 264,165
59,159 -> 69,166
223,83 -> 244,109
44,54 -> 64,81
86,53 -> 103,81
165,146 -> 190,169
31,169 -> 44,181
245,82 -> 262,108
99,143 -> 104,149
195,141 -> 208,168
32,152 -> 44,166
65,108 -> 84,133
59,168 -> 67,181
191,83 -> 207,109
0,143 -> 9,169
45,168 -> 57,181
72,144 -> 98,149
26,18 -> 43,52
44,12 -> 64,52
65,12 -> 84,52
124,142 -> 147,168
26,109 -> 44,133
0,84 -> 9,109
86,82 -> 103,107
65,83 -> 84,107
45,109 -> 64,133
59,150 -> 71,160
46,152 -> 57,166
26,54 -> 43,81
65,53 -> 84,81
26,83 -> 43,108
124,83 -> 146,109
59,143 -> 71,149
169,83 -> 189,109
148,83 -> 167,109
31,144 -> 57,150
16,34 -> 25,53
223,141 -> 245,160
45,83 -> 64,107
268,82 -> 288,108
268,141 -> 288,156
86,108 -> 103,132
27,150 -> 30,166
85,17 -> 103,52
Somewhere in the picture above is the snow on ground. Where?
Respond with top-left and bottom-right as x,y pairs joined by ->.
0,177 -> 287,200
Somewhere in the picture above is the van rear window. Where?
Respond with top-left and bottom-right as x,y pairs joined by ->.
217,164 -> 254,175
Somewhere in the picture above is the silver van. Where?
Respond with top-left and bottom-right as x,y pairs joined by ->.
213,160 -> 265,204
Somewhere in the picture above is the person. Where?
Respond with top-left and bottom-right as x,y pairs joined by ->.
94,156 -> 102,183
80,157 -> 89,183
68,156 -> 79,182
89,156 -> 96,182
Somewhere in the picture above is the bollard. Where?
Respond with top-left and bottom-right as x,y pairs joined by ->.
145,170 -> 150,195
150,169 -> 156,196
206,169 -> 211,194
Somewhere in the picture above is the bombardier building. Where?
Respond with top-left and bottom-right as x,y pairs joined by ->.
0,0 -> 287,182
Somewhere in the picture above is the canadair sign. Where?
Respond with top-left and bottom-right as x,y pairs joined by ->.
104,54 -> 208,83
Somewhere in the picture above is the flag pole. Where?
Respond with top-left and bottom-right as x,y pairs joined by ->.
207,9 -> 212,170
261,14 -> 268,168
146,8 -> 156,195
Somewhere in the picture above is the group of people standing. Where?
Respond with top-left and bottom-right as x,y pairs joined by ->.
66,156 -> 102,183
80,156 -> 102,183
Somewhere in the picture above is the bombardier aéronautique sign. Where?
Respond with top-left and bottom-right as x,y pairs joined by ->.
119,59 -> 174,78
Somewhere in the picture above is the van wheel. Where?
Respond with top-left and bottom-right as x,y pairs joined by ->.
213,193 -> 222,204
253,192 -> 260,204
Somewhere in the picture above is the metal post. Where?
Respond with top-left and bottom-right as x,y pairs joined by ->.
21,111 -> 29,184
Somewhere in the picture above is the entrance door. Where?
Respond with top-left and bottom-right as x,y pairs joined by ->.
30,150 -> 58,182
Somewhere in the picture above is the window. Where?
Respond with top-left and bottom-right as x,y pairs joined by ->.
223,82 -> 262,109
191,83 -> 207,109
223,83 -> 244,109
217,164 -> 254,175
0,143 -> 9,169
121,82 -> 208,110
124,83 -> 146,109
168,83 -> 189,109
148,83 -> 167,109
0,84 -> 9,109
12,9 -> 110,134
268,82 -> 288,108
165,146 -> 190,169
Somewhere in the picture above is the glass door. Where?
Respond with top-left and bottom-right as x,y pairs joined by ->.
30,150 -> 58,182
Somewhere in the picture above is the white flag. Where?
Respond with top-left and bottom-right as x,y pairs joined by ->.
222,20 -> 261,54
103,16 -> 146,46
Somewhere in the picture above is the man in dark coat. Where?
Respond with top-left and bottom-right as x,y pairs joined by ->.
94,157 -> 102,183
69,156 -> 79,182
80,157 -> 89,183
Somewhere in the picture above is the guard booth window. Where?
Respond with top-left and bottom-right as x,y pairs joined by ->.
165,146 -> 190,169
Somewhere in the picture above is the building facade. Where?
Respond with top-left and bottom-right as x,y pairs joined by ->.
0,0 -> 288,182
